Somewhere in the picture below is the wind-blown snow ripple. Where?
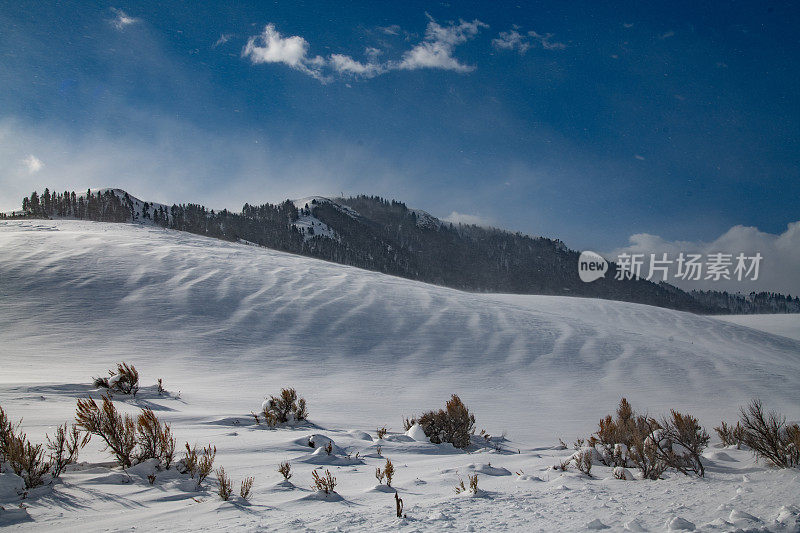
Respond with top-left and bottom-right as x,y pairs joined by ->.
1,220 -> 798,441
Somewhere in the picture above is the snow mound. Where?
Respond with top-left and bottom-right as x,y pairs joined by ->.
464,463 -> 512,476
587,518 -> 610,529
666,516 -> 696,530
405,424 -> 428,442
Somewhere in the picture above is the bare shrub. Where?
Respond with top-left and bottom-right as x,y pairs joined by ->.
454,474 -> 479,494
46,423 -> 89,478
592,398 -> 637,467
136,408 -> 175,468
376,458 -> 394,486
652,410 -> 710,477
739,399 -> 800,468
0,405 -> 18,467
92,376 -> 110,389
110,362 -> 139,396
182,443 -> 198,477
553,458 -> 571,471
575,449 -> 593,476
263,388 -> 308,425
250,411 -> 260,425
278,461 -> 292,480
628,419 -> 667,480
324,441 -> 333,456
376,426 -> 388,439
148,473 -> 156,485
216,467 -> 233,501
240,476 -> 254,500
75,396 -> 137,467
715,421 -> 745,448
468,473 -> 478,493
182,443 -> 216,487
157,378 -> 165,396
402,416 -> 417,431
312,469 -> 336,494
417,394 -> 475,449
159,423 -> 176,470
6,430 -> 50,488
136,409 -> 160,461
589,398 -> 669,479
395,491 -> 404,517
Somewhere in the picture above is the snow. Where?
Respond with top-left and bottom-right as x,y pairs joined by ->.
710,313 -> 800,341
405,423 -> 428,442
1,219 -> 799,531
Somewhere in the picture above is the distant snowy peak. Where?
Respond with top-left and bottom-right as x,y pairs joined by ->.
291,197 -> 340,242
409,208 -> 442,229
87,188 -> 171,224
293,196 -> 360,218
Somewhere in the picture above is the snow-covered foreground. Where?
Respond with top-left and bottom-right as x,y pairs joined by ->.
710,314 -> 800,342
1,219 -> 799,531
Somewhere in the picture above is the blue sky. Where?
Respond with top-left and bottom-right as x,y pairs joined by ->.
1,0 -> 798,253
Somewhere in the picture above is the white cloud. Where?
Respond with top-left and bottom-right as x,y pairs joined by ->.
242,17 -> 486,82
443,211 -> 493,227
493,27 -> 566,53
110,8 -> 139,30
242,23 -> 328,80
213,34 -> 232,48
607,223 -> 800,295
529,31 -> 566,51
378,25 -> 401,36
492,30 -> 530,54
398,18 -> 487,72
329,54 -> 385,78
23,154 -> 43,174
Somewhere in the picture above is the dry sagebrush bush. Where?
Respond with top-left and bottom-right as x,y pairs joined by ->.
375,458 -> 394,487
136,408 -> 176,468
312,469 -> 336,494
715,420 -> 745,448
278,460 -> 292,480
47,423 -> 89,478
454,474 -> 479,494
75,396 -> 137,468
0,405 -> 16,467
216,467 -> 233,501
376,426 -> 388,439
181,443 -> 216,487
739,399 -> 800,468
652,410 -> 710,477
262,388 -> 308,426
6,430 -> 50,488
417,394 -> 475,449
240,476 -> 254,501
93,362 -> 140,395
575,449 -> 593,476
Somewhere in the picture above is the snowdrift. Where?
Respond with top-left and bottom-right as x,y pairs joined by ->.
0,219 -> 798,441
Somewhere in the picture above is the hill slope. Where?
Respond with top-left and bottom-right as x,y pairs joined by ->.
1,219 -> 798,440
9,188 -> 723,313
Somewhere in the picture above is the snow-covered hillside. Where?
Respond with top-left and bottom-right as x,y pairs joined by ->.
1,219 -> 799,531
711,314 -> 800,342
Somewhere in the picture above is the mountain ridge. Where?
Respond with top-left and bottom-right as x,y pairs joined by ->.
5,187 -> 799,315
